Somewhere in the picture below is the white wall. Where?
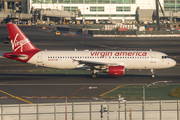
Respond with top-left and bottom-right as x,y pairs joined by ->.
136,0 -> 164,9
31,0 -> 164,21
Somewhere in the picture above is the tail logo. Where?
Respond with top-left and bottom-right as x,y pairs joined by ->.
11,33 -> 30,52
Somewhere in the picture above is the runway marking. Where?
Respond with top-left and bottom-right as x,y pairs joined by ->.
99,85 -> 129,97
0,96 -> 161,99
0,83 -> 144,85
0,81 -> 26,85
0,90 -> 33,104
0,64 -> 31,66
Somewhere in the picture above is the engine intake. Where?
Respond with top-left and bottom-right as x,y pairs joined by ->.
109,66 -> 125,76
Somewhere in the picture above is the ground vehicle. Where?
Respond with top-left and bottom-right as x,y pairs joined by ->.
55,31 -> 61,35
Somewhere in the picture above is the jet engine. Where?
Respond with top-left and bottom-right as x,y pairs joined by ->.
108,66 -> 125,76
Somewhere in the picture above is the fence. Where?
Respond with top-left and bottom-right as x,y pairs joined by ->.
92,30 -> 180,35
91,30 -> 180,37
91,31 -> 136,35
0,100 -> 179,120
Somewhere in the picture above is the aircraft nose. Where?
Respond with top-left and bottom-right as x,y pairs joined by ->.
171,59 -> 176,67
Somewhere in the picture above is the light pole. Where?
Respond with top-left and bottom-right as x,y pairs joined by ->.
93,94 -> 126,120
60,6 -> 63,24
65,86 -> 97,120
40,0 -> 43,23
111,94 -> 126,120
142,81 -> 172,120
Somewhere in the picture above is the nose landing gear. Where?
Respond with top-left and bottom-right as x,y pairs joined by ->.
151,69 -> 155,78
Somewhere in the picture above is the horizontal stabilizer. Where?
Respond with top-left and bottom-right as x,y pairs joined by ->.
6,54 -> 27,58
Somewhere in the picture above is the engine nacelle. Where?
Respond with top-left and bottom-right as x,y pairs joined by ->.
109,66 -> 125,76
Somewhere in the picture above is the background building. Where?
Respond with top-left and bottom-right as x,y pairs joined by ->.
31,0 -> 166,23
1,0 -> 180,23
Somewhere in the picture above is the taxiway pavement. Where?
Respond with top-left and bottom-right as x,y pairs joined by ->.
0,25 -> 179,104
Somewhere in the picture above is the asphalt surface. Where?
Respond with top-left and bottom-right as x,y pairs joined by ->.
0,24 -> 180,104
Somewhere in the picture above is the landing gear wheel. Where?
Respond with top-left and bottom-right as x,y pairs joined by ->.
151,74 -> 155,78
92,73 -> 97,78
150,69 -> 155,78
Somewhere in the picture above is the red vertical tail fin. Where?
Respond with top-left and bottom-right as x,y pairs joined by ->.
7,23 -> 39,52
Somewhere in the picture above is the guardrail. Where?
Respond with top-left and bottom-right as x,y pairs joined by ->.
0,100 -> 179,120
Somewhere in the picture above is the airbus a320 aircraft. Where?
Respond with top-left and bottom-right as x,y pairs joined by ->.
4,23 -> 176,78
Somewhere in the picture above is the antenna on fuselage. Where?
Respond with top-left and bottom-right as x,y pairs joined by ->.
74,48 -> 77,51
150,49 -> 152,51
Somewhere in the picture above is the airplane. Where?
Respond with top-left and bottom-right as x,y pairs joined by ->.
3,23 -> 176,78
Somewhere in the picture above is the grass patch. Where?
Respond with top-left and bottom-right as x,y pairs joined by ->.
169,87 -> 180,97
102,84 -> 180,100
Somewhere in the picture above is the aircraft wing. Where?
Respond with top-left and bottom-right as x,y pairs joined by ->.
77,60 -> 113,66
75,59 -> 125,68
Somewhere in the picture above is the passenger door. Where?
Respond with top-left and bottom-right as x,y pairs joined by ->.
37,53 -> 42,63
150,53 -> 156,63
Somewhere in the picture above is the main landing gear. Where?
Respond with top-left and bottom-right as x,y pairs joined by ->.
92,69 -> 98,78
151,69 -> 155,78
92,73 -> 97,78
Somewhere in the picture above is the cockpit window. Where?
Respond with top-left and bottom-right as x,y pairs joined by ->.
162,56 -> 169,59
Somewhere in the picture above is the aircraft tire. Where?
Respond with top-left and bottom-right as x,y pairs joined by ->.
151,74 -> 155,78
92,73 -> 97,78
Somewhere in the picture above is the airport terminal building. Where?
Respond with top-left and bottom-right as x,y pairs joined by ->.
30,0 -> 180,22
0,0 -> 180,23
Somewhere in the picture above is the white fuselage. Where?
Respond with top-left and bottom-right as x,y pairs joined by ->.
28,50 -> 176,70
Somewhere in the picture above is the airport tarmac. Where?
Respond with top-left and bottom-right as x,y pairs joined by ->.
0,25 -> 180,104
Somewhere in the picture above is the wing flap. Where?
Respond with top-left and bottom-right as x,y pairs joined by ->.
76,60 -> 117,66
